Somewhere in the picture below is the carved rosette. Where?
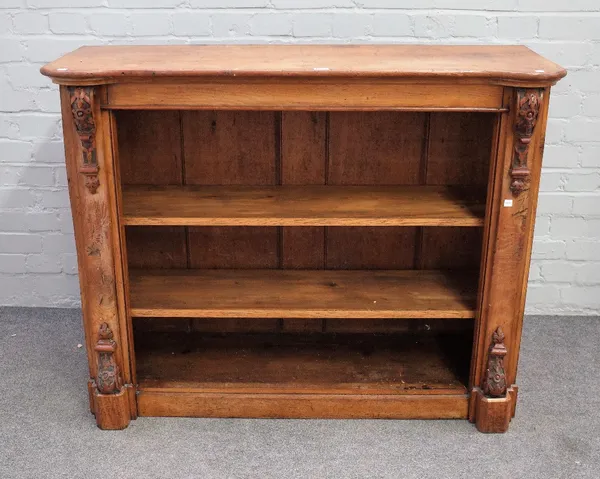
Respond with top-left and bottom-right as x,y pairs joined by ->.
510,89 -> 542,196
68,86 -> 99,194
482,327 -> 508,398
94,323 -> 122,395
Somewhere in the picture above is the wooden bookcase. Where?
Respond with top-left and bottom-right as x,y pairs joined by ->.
41,45 -> 566,432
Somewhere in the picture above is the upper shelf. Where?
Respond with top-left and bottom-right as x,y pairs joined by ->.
40,45 -> 566,85
121,185 -> 485,227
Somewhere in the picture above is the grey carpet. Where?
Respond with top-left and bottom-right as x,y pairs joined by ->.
0,307 -> 598,479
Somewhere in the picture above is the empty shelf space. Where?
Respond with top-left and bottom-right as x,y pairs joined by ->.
129,269 -> 477,319
122,185 -> 485,227
135,331 -> 471,394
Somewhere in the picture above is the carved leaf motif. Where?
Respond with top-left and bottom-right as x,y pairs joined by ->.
510,89 -> 542,197
94,322 -> 122,395
69,86 -> 99,194
483,327 -> 507,398
515,92 -> 540,139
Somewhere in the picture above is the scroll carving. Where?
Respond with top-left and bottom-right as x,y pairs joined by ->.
69,86 -> 99,194
94,323 -> 122,395
510,89 -> 541,196
482,327 -> 507,397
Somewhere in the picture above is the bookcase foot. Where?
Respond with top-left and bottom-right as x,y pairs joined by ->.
470,386 -> 518,433
89,382 -> 135,430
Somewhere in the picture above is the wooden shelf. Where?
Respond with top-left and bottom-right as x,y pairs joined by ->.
129,269 -> 477,319
122,185 -> 485,227
135,331 -> 471,395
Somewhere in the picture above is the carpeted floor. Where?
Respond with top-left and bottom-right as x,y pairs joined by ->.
0,307 -> 598,479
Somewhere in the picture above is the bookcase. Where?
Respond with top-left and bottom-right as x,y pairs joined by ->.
41,45 -> 566,432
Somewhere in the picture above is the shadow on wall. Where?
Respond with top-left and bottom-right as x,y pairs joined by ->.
0,112 -> 81,307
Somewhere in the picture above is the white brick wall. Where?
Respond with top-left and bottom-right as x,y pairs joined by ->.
0,2 -> 599,315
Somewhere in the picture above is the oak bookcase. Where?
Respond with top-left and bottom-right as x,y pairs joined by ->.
41,45 -> 566,432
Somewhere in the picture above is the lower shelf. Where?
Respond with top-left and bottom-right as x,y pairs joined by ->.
129,269 -> 477,319
135,331 -> 471,418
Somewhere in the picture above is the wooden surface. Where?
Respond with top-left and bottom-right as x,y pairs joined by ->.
60,86 -> 134,428
41,45 -> 566,84
122,185 -> 485,227
105,82 -> 505,110
471,387 -> 518,433
91,389 -> 133,431
136,330 -> 470,419
137,391 -> 469,420
135,331 -> 471,394
468,88 -> 550,430
129,269 -> 477,319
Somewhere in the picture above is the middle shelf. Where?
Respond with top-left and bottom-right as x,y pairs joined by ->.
122,185 -> 485,227
129,269 -> 477,319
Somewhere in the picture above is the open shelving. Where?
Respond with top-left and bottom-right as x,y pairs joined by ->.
115,108 -> 493,418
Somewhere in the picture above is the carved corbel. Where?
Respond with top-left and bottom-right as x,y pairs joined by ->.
68,86 -> 99,194
94,323 -> 122,395
482,327 -> 507,397
510,89 -> 542,196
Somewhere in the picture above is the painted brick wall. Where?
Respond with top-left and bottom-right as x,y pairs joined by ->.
1,1 -> 599,314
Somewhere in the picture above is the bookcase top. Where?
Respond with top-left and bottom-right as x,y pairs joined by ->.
41,44 -> 566,86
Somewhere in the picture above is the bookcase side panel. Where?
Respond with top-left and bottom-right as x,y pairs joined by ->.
60,85 -> 133,429
470,87 -> 550,432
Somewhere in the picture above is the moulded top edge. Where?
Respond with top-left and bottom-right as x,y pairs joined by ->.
40,45 -> 567,86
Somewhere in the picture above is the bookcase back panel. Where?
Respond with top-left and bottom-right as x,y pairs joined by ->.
182,111 -> 279,185
427,112 -> 495,185
133,317 -> 474,335
118,110 -> 183,185
328,111 -> 427,185
126,226 -> 188,269
419,227 -> 484,270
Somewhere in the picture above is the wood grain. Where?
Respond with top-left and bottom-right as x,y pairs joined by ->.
135,331 -> 471,393
137,391 -> 469,420
281,111 -> 326,185
129,269 -> 477,319
122,185 -> 486,227
427,112 -> 494,185
41,45 -> 566,84
182,110 -> 279,272
125,226 -> 188,269
471,386 -> 518,433
116,110 -> 188,271
326,226 -> 417,270
280,111 -> 327,331
187,226 -> 279,269
117,110 -> 182,185
326,111 -> 425,272
419,227 -> 484,270
104,81 -> 505,110
60,85 -> 133,429
182,110 -> 277,185
328,112 -> 426,185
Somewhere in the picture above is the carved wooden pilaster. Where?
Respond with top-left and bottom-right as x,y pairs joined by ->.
68,86 -> 99,194
510,89 -> 542,196
59,86 -> 133,429
482,327 -> 507,398
94,323 -> 122,395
